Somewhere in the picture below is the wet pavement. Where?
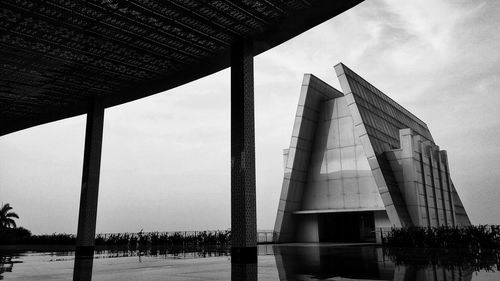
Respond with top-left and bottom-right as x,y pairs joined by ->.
1,244 -> 499,280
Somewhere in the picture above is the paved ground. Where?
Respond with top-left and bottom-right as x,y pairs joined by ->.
3,245 -> 499,281
3,254 -> 279,281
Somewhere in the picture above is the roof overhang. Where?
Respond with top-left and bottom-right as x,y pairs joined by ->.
0,0 -> 363,136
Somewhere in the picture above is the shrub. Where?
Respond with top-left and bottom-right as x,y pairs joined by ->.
0,227 -> 32,244
383,225 -> 500,249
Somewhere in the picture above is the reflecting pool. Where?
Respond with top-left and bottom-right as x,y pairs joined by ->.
1,244 -> 499,280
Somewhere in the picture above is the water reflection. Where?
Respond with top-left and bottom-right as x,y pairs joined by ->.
1,245 -> 499,281
276,246 -> 394,280
70,250 -> 258,281
384,247 -> 500,272
0,255 -> 14,280
274,245 -> 492,280
70,247 -> 256,281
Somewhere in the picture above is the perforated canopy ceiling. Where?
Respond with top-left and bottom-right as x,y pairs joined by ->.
0,0 -> 363,136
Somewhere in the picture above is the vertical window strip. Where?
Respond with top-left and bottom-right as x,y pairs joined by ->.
419,152 -> 431,227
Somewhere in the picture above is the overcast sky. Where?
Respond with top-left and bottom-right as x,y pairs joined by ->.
1,0 -> 500,235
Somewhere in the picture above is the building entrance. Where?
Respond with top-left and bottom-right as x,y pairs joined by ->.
318,212 -> 375,243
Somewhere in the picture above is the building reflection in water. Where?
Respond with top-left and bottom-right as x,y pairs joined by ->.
0,255 -> 15,280
2,246 -> 490,281
274,245 -> 473,281
70,251 -> 258,281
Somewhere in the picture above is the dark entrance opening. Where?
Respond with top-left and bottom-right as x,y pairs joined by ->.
318,211 -> 375,242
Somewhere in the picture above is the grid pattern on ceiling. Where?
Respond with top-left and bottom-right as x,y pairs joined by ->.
0,0 -> 311,120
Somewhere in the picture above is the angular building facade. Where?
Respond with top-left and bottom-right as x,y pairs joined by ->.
274,63 -> 470,243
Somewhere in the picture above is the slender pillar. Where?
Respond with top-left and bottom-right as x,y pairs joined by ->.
75,98 -> 105,256
73,255 -> 94,281
230,39 -> 257,264
232,263 -> 258,281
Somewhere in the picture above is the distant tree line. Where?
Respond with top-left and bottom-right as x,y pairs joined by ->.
95,230 -> 232,246
1,203 -> 234,246
0,229 -> 232,246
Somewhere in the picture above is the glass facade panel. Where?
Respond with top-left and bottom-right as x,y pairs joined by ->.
344,194 -> 360,208
319,152 -> 327,175
338,116 -> 354,147
342,178 -> 358,195
302,93 -> 384,211
355,145 -> 371,177
348,72 -> 435,157
326,148 -> 341,179
328,179 -> 343,200
358,176 -> 378,194
314,180 -> 329,210
340,146 -> 356,178
326,118 -> 340,149
360,193 -> 376,207
340,146 -> 356,170
336,96 -> 349,117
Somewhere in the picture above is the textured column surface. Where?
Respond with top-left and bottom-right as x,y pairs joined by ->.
73,256 -> 94,281
230,39 -> 257,264
75,98 -> 105,256
231,263 -> 258,281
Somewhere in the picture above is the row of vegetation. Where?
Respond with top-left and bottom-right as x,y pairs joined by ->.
383,225 -> 500,249
0,229 -> 232,246
0,203 -> 235,246
4,202 -> 500,249
95,231 -> 231,246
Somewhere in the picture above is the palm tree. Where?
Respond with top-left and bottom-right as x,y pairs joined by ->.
0,203 -> 19,229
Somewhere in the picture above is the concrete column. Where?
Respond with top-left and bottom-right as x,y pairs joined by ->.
75,98 -> 105,256
231,263 -> 257,281
73,255 -> 93,281
230,39 -> 257,264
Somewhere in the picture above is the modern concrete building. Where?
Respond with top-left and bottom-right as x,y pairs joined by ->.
274,63 -> 470,243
